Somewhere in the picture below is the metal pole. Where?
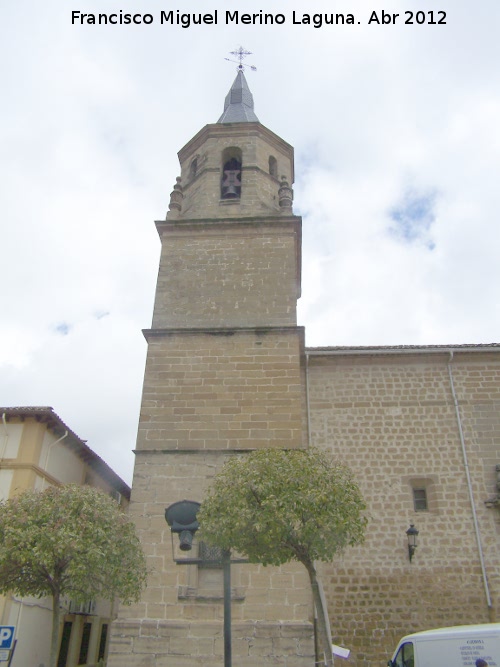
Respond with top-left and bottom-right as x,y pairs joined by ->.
223,549 -> 232,667
6,640 -> 17,667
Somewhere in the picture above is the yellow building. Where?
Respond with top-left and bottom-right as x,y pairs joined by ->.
0,406 -> 131,667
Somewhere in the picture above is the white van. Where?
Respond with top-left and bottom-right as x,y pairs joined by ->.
388,623 -> 500,667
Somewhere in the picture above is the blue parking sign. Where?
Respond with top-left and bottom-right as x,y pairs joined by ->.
0,627 -> 15,650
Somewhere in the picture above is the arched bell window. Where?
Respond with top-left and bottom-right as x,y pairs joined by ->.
221,147 -> 242,199
269,156 -> 278,178
189,157 -> 198,180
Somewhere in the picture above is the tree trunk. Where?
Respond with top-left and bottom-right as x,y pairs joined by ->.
302,558 -> 333,667
50,589 -> 61,667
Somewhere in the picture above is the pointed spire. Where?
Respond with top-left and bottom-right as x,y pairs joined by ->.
217,70 -> 259,124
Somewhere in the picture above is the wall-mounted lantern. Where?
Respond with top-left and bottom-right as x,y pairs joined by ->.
165,499 -> 243,667
406,524 -> 419,562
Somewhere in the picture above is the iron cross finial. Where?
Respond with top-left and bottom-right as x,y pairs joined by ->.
224,46 -> 257,72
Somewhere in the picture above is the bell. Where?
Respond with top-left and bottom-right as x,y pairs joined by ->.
222,169 -> 241,198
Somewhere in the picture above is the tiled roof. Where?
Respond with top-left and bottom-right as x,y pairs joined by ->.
306,343 -> 500,355
0,406 -> 130,498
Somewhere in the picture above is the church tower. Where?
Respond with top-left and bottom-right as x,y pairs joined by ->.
107,69 -> 315,666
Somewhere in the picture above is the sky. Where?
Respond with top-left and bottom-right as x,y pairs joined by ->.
1,0 -> 499,485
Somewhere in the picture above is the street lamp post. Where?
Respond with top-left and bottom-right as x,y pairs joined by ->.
165,500 -> 244,667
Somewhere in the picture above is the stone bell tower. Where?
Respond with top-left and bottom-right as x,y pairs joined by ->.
107,69 -> 314,667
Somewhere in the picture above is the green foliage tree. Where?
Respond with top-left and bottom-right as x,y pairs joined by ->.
0,484 -> 147,667
197,447 -> 368,666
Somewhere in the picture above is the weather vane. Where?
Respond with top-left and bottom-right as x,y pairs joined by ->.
224,47 -> 257,72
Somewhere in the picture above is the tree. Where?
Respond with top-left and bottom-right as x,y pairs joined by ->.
197,448 -> 368,667
0,484 -> 147,667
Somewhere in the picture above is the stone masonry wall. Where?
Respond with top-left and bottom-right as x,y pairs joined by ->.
307,350 -> 500,666
136,329 -> 307,451
152,220 -> 300,329
107,450 -> 315,667
109,619 -> 315,667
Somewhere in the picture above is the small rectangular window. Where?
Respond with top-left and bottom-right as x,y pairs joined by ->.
413,488 -> 428,511
57,622 -> 73,667
98,623 -> 108,661
78,623 -> 92,665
